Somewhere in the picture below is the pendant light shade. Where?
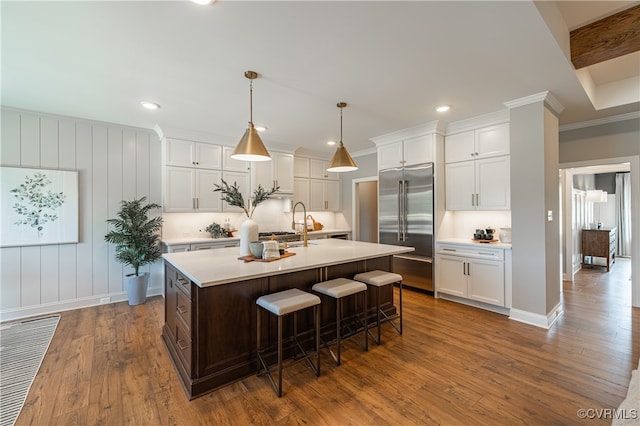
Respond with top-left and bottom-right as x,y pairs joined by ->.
327,102 -> 358,172
231,71 -> 271,162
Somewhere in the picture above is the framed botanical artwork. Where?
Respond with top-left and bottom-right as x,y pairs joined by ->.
0,166 -> 79,247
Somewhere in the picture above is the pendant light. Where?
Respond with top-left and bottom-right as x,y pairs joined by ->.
327,102 -> 358,172
230,71 -> 271,162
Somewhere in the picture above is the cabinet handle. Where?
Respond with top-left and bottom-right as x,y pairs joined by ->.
177,305 -> 187,314
325,200 -> 328,209
471,194 -> 475,206
462,262 -> 466,276
177,339 -> 189,351
177,277 -> 189,287
467,262 -> 471,276
443,248 -> 457,252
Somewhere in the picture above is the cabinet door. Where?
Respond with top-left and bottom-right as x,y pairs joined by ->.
195,169 -> 222,212
475,123 -> 509,159
165,266 -> 179,340
445,161 -> 475,210
223,146 -> 250,172
403,135 -> 433,165
273,152 -> 294,193
467,258 -> 505,306
294,156 -> 310,177
165,166 -> 196,212
222,171 -> 250,213
166,138 -> 195,167
190,242 -> 216,250
169,244 -> 191,253
251,160 -> 273,191
293,177 -> 310,207
325,180 -> 340,211
436,255 -> 467,297
475,156 -> 510,210
309,179 -> 325,211
378,142 -> 403,170
310,158 -> 337,180
195,144 -> 222,169
444,131 -> 475,164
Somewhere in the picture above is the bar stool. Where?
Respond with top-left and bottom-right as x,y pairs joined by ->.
353,270 -> 403,345
256,288 -> 321,397
312,278 -> 368,365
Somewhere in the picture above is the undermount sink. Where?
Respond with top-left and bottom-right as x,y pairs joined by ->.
286,241 -> 318,247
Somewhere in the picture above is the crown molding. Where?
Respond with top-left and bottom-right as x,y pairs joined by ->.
370,120 -> 446,146
351,147 -> 377,158
559,111 -> 640,132
504,91 -> 565,116
444,109 -> 510,135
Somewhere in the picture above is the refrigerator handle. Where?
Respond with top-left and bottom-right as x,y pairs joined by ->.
402,179 -> 408,241
397,180 -> 402,241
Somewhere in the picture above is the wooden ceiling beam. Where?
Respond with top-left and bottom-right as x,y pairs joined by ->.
570,4 -> 640,69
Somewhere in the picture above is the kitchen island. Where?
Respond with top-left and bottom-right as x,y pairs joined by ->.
162,239 -> 413,399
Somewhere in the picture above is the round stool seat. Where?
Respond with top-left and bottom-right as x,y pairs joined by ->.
353,270 -> 402,287
257,288 -> 320,316
312,278 -> 367,299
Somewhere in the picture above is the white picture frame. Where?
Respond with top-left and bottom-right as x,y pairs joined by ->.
0,166 -> 79,247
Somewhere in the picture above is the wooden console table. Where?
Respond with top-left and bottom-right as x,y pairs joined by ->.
582,227 -> 616,271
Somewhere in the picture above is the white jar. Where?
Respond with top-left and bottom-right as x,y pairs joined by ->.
499,227 -> 512,243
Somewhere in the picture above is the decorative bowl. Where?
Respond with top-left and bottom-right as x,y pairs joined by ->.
249,241 -> 263,258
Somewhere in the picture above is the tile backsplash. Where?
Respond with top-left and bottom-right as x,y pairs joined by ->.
162,199 -> 344,239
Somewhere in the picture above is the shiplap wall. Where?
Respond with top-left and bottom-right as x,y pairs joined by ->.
0,108 -> 162,321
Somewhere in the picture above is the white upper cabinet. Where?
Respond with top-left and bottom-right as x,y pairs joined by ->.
377,134 -> 435,170
310,158 -> 339,180
222,146 -> 250,173
251,151 -> 294,194
165,138 -> 222,169
165,167 -> 222,212
445,154 -> 510,210
445,123 -> 509,164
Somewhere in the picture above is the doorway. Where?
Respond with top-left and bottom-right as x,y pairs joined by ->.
560,156 -> 638,308
352,177 -> 378,243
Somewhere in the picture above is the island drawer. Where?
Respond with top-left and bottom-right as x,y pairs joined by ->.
176,289 -> 192,329
175,271 -> 192,296
175,318 -> 192,375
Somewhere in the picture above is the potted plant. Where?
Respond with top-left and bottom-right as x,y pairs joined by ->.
104,197 -> 163,305
214,179 -> 278,256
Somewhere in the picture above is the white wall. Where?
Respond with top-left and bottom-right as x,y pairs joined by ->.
0,108 -> 162,321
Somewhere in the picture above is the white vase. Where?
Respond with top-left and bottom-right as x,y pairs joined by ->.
125,272 -> 149,306
239,218 -> 259,256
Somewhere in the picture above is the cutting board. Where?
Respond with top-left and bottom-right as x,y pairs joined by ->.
238,252 -> 296,263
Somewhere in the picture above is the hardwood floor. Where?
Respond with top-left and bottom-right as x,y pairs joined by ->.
16,258 -> 638,425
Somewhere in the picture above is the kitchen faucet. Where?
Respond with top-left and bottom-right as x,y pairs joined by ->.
291,201 -> 308,247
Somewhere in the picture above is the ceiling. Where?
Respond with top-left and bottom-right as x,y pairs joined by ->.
2,1 -> 639,157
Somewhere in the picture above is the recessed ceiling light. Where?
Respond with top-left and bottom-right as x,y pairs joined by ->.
327,140 -> 337,146
435,105 -> 451,113
191,0 -> 215,5
140,101 -> 160,110
254,125 -> 267,132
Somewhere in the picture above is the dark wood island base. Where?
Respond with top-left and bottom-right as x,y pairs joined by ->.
162,256 -> 397,400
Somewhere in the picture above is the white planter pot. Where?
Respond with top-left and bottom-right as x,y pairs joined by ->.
125,272 -> 149,305
239,218 -> 259,256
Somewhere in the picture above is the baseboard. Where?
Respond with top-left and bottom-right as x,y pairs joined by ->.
436,293 -> 510,316
0,286 -> 164,323
509,302 -> 563,329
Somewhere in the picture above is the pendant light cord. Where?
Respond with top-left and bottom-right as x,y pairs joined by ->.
249,78 -> 253,125
339,104 -> 343,146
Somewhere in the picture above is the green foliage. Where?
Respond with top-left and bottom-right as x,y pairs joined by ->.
213,179 -> 279,218
104,197 -> 163,276
203,222 -> 226,238
10,172 -> 65,232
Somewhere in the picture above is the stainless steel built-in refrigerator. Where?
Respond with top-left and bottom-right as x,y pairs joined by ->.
379,163 -> 434,292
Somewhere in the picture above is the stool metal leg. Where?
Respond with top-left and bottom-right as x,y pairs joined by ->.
336,298 -> 341,365
399,280 -> 403,335
277,315 -> 283,397
363,290 -> 368,351
256,306 -> 261,374
377,286 -> 382,345
315,305 -> 321,377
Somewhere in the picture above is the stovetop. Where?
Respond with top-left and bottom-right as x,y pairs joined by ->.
258,231 -> 301,242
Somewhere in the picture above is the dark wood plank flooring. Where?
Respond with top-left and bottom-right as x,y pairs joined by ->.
16,258 -> 639,425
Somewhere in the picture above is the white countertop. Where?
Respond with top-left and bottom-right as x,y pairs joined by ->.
437,238 -> 512,250
163,238 -> 413,287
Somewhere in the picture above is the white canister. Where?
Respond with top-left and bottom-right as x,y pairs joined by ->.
499,227 -> 512,243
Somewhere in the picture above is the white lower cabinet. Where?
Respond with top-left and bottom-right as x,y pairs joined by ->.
163,239 -> 240,253
436,243 -> 506,307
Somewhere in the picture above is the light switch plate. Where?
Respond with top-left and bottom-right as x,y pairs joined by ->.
547,210 -> 553,221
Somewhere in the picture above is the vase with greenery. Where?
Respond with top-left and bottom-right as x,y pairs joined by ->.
213,179 -> 278,256
104,197 -> 163,305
